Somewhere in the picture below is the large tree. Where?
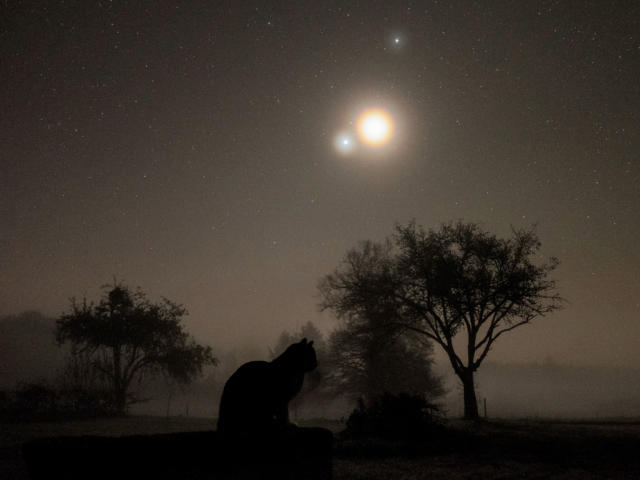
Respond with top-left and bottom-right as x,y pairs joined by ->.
320,222 -> 562,419
56,283 -> 216,414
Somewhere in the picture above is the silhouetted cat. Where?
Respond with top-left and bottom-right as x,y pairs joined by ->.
217,338 -> 317,435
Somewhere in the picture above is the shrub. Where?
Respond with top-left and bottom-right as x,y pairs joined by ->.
344,393 -> 443,441
56,387 -> 118,418
0,383 -> 117,422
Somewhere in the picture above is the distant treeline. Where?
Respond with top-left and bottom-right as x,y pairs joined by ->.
4,311 -> 639,421
0,310 -> 444,421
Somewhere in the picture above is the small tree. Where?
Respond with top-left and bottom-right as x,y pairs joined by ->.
320,222 -> 562,419
56,282 -> 217,415
326,325 -> 443,403
321,241 -> 443,403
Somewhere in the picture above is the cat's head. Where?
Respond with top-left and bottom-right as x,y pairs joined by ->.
299,338 -> 317,372
282,338 -> 317,372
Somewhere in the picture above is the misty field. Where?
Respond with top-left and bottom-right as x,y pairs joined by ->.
2,416 -> 640,479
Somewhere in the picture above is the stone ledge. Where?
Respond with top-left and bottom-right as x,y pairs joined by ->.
23,427 -> 333,479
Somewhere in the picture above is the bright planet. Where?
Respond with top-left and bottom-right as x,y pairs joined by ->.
357,108 -> 394,146
334,131 -> 356,154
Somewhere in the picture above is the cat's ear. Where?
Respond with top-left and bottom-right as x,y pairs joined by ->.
308,340 -> 314,347
301,338 -> 308,344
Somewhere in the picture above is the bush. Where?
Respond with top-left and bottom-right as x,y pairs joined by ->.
0,383 -> 117,422
344,393 -> 443,441
56,387 -> 118,418
0,383 -> 60,421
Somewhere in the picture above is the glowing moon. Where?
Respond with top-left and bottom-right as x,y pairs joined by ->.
357,109 -> 393,146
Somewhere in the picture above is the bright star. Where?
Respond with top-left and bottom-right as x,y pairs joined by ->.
389,33 -> 404,49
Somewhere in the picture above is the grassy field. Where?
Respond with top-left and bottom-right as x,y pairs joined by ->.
2,416 -> 640,479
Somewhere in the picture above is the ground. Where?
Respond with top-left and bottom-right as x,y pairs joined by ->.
2,416 -> 639,479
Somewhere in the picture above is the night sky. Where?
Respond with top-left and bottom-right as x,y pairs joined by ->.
2,1 -> 639,367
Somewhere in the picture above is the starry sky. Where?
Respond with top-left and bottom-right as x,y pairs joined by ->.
1,1 -> 639,367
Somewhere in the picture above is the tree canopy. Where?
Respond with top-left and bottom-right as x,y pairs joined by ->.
320,221 -> 562,419
56,282 -> 216,414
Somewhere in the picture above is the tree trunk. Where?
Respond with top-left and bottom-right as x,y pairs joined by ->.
460,369 -> 479,420
112,346 -> 127,415
166,386 -> 173,418
114,388 -> 127,416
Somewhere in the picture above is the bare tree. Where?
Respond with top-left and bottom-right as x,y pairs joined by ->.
320,222 -> 562,419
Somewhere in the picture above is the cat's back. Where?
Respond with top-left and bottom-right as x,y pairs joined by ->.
222,360 -> 271,396
218,360 -> 274,433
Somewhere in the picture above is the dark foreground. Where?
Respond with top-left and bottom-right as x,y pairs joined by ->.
334,419 -> 640,479
2,417 -> 640,479
24,427 -> 332,479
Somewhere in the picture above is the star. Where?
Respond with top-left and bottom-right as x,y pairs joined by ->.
389,34 -> 404,49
